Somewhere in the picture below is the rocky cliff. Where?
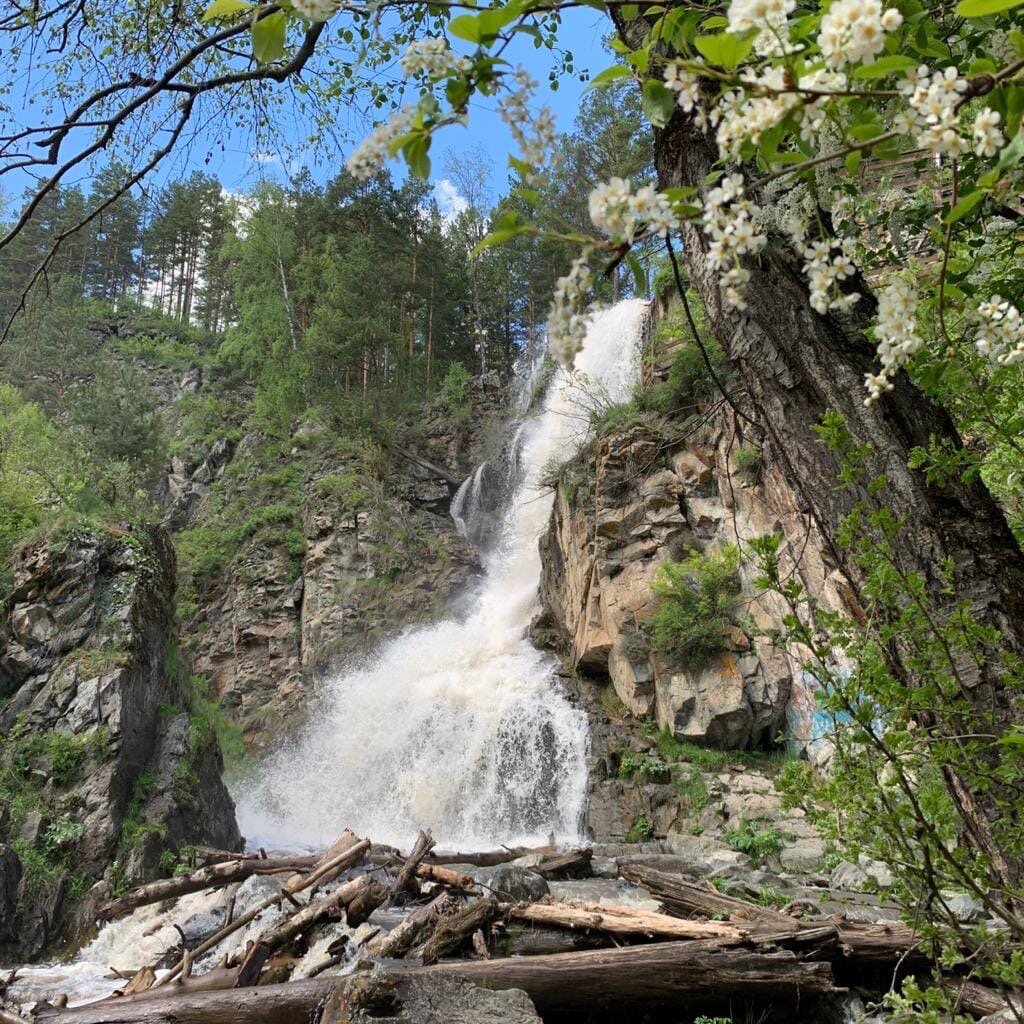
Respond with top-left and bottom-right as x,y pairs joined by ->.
170,380 -> 502,753
539,314 -> 857,762
0,526 -> 240,957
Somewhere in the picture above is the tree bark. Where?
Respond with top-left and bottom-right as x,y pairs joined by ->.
621,21 -> 1024,886
408,941 -> 838,1013
506,902 -> 746,941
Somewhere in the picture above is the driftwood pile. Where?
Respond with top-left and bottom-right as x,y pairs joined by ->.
2,828 -> 1017,1023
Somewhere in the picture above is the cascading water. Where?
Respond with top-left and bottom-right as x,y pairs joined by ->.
2,299 -> 648,1011
236,299 -> 649,851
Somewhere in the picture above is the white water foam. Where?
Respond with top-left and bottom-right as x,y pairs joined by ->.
235,299 -> 648,850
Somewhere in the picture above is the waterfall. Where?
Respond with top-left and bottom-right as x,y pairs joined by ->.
236,299 -> 649,851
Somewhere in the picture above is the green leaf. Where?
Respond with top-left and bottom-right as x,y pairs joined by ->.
642,79 -> 675,128
956,0 -> 1024,16
944,190 -> 985,224
851,55 -> 918,78
626,252 -> 648,296
586,64 -> 631,91
403,135 -> 431,179
694,31 -> 755,69
472,225 -> 531,255
446,77 -> 471,107
845,150 -> 863,174
448,14 -> 482,42
847,122 -> 885,140
252,11 -> 286,64
994,129 -> 1024,172
202,0 -> 252,21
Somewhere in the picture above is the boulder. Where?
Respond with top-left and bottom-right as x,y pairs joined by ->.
488,864 -> 550,902
778,838 -> 826,873
656,654 -> 753,750
607,643 -> 655,717
348,972 -> 541,1024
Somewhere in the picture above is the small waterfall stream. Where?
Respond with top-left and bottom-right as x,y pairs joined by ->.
237,299 -> 648,850
4,300 -> 648,1008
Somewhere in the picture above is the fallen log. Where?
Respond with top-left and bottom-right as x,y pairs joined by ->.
406,940 -> 839,1013
390,830 -> 435,904
621,864 -> 923,963
151,836 -> 370,989
96,856 -> 321,921
414,863 -> 476,891
506,901 -> 747,942
529,848 -> 593,880
364,893 -> 454,960
237,874 -> 385,983
619,865 -> 800,932
37,979 -> 339,1024
424,847 -> 547,867
421,897 -> 499,966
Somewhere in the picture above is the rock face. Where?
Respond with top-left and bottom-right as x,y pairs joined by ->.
539,409 -> 857,758
0,526 -> 241,957
183,382 -> 502,754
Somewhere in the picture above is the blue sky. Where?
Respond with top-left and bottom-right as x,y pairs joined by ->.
1,8 -> 613,219
239,8 -> 614,211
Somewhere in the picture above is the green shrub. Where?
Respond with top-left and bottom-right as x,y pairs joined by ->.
674,769 -> 710,812
616,749 -> 670,782
599,684 -> 631,720
46,733 -> 90,784
724,820 -> 785,864
625,812 -> 654,843
650,545 -> 741,667
439,362 -> 472,412
733,444 -> 761,480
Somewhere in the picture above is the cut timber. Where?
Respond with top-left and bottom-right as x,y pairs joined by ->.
97,856 -> 320,921
151,837 -> 369,989
529,848 -> 593,880
407,940 -> 838,1013
507,902 -> 746,942
390,830 -> 435,904
421,897 -> 499,966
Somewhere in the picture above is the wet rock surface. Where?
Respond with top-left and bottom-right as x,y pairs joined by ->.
0,526 -> 240,957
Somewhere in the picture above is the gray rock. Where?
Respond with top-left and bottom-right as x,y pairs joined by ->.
661,833 -> 751,876
778,838 -> 826,872
488,864 -> 550,902
348,971 -> 541,1024
830,856 -> 893,891
655,654 -> 753,749
0,844 -> 22,943
16,810 -> 46,848
944,892 -> 986,923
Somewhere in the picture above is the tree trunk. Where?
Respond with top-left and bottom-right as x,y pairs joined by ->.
627,33 -> 1024,887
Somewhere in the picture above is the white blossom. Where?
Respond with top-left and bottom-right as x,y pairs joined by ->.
976,296 -> 1024,365
345,106 -> 416,181
972,108 -> 1005,158
498,69 -> 558,186
664,63 -> 701,112
588,177 -> 677,242
802,235 -> 861,315
291,0 -> 338,21
701,174 -> 767,311
904,65 -> 969,158
865,278 -> 922,403
400,37 -> 471,80
547,251 -> 595,365
818,0 -> 902,68
727,0 -> 796,56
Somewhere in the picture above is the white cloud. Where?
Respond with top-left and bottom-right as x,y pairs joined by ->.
433,178 -> 468,222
